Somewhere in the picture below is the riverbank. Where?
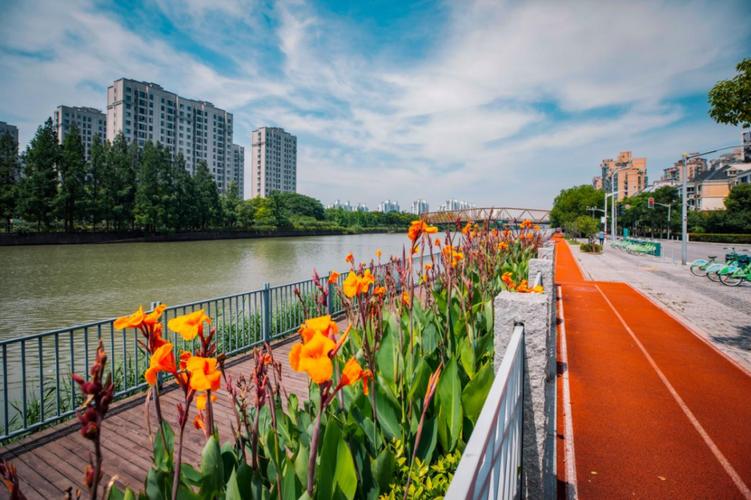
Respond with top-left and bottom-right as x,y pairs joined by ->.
0,226 -> 402,246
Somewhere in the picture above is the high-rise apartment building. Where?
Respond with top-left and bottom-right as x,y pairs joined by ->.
438,199 -> 473,211
378,200 -> 400,213
411,199 -> 429,215
106,78 -> 237,192
0,121 -> 19,144
230,144 -> 245,198
53,106 -> 106,161
599,151 -> 647,201
250,127 -> 297,198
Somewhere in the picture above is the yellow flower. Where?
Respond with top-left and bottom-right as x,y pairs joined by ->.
425,225 -> 438,234
299,314 -> 338,342
358,269 -> 374,294
533,285 -> 544,293
401,291 -> 411,308
196,392 -> 217,411
289,332 -> 335,384
343,271 -> 359,298
375,248 -> 382,259
374,286 -> 386,296
498,242 -> 509,251
144,304 -> 167,326
185,356 -> 221,392
144,343 -> 176,385
114,306 -> 145,330
168,310 -> 211,341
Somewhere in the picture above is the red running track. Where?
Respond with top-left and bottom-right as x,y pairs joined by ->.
553,235 -> 751,499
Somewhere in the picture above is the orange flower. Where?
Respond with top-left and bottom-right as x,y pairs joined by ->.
339,358 -> 373,395
151,323 -> 168,350
144,304 -> 167,326
299,314 -> 339,342
193,414 -> 205,431
461,222 -> 472,236
502,272 -> 516,290
185,356 -> 221,392
144,343 -> 176,385
498,241 -> 509,251
425,225 -> 438,234
328,271 -> 340,284
196,392 -> 217,411
343,271 -> 359,298
442,246 -> 464,268
525,232 -> 533,241
424,263 -> 433,271
331,324 -> 351,357
358,269 -> 375,294
373,285 -> 386,296
424,365 -> 442,407
521,219 -> 533,230
114,306 -> 145,330
345,252 -> 354,264
533,224 -> 541,232
289,332 -> 336,384
168,310 -> 211,341
408,220 -> 425,242
434,238 -> 442,246
375,248 -> 382,259
516,279 -> 530,293
401,291 -> 411,308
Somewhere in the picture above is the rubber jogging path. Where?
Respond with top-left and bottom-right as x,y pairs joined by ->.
554,236 -> 751,499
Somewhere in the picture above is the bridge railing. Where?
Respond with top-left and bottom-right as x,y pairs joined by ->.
445,323 -> 524,499
0,253 -> 440,443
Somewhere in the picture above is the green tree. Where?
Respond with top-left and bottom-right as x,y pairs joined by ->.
0,132 -> 19,231
573,215 -> 598,240
134,142 -> 162,232
85,135 -> 107,229
193,161 -> 220,229
236,199 -> 257,229
724,183 -> 751,233
269,191 -> 325,220
103,134 -> 135,230
550,185 -> 603,228
173,155 -> 198,231
709,58 -> 751,128
57,124 -> 87,232
220,181 -> 242,228
19,118 -> 59,230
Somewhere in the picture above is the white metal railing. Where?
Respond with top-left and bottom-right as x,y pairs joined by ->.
445,323 -> 524,499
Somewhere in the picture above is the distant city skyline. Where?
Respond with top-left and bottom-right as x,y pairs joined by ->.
1,0 -> 750,208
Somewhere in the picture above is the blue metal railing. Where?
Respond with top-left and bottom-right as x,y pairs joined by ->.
445,323 -> 524,499
0,253 -> 436,443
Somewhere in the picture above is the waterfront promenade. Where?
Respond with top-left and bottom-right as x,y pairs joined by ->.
555,236 -> 751,498
0,341 -> 308,497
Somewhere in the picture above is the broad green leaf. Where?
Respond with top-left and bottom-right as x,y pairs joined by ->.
225,467 -> 243,500
371,447 -> 396,492
420,322 -> 439,356
294,443 -> 309,487
374,384 -> 402,441
315,421 -> 357,500
376,329 -> 397,388
281,458 -> 301,500
415,417 -> 438,465
461,361 -> 494,424
407,359 -> 431,406
332,431 -> 358,500
152,421 -> 175,471
199,435 -> 224,498
437,358 -> 462,451
460,340 -> 476,379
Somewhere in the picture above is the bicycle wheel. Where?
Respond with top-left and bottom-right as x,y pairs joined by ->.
707,271 -> 721,282
720,273 -> 744,287
690,264 -> 708,277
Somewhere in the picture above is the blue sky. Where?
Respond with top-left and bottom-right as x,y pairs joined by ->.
1,0 -> 749,208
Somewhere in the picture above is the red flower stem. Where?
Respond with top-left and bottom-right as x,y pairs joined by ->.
171,391 -> 194,500
307,387 -> 326,497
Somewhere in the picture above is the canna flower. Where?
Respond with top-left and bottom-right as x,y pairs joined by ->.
185,356 -> 221,392
425,225 -> 438,234
343,270 -> 374,298
328,271 -> 340,284
345,252 -> 354,264
289,332 -> 336,384
462,222 -> 473,236
502,272 -> 516,291
168,310 -> 211,341
502,229 -> 511,238
373,285 -> 386,297
434,238 -> 442,247
401,291 -> 411,308
114,306 -> 145,330
498,241 -> 509,251
338,358 -> 373,395
196,392 -> 217,411
375,248 -> 382,259
144,343 -> 176,385
299,314 -> 339,342
424,263 -> 433,271
343,271 -> 359,298
144,304 -> 167,326
533,224 -> 541,232
193,414 -> 205,431
331,324 -> 351,357
442,246 -> 464,268
521,219 -> 533,230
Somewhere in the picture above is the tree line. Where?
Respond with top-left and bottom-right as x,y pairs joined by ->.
0,118 -> 415,234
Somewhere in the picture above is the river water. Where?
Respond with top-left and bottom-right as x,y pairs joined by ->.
0,232 -> 410,340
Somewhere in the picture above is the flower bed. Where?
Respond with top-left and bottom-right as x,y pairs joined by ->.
0,220 -> 544,500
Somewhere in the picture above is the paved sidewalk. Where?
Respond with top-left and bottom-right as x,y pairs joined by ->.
572,242 -> 751,370
554,237 -> 751,499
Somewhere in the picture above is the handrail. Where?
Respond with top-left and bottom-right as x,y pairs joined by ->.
445,323 -> 524,499
0,251 -> 439,442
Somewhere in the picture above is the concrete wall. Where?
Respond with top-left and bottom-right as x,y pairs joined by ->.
493,243 -> 556,498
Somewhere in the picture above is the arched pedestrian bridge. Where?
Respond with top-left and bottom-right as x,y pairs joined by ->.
420,207 -> 550,225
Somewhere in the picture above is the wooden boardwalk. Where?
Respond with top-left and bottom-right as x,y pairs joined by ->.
0,340 -> 309,498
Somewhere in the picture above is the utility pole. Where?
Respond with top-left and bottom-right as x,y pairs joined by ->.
681,153 -> 688,265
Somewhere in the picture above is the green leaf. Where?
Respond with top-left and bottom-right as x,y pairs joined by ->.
281,458 -> 301,500
415,417 -> 438,465
461,361 -> 494,424
371,448 -> 396,492
294,443 -> 309,487
376,329 -> 397,389
420,322 -> 439,356
407,359 -> 431,408
199,435 -> 224,498
152,421 -> 175,472
437,358 -> 462,451
225,466 -> 243,500
314,420 -> 358,500
375,384 -> 402,441
460,340 -> 476,379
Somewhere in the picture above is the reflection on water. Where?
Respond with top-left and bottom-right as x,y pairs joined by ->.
0,233 -> 409,339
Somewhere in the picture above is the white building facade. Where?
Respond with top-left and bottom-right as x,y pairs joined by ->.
230,144 -> 245,198
378,200 -> 400,213
54,106 -> 106,160
410,199 -> 429,215
250,127 -> 297,198
106,78 -> 237,192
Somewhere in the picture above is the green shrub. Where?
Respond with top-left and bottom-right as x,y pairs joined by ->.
689,233 -> 751,244
580,243 -> 602,253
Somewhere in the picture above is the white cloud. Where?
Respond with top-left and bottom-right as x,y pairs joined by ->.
1,0 -> 749,209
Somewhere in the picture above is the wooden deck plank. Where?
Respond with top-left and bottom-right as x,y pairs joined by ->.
0,338 -> 311,497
